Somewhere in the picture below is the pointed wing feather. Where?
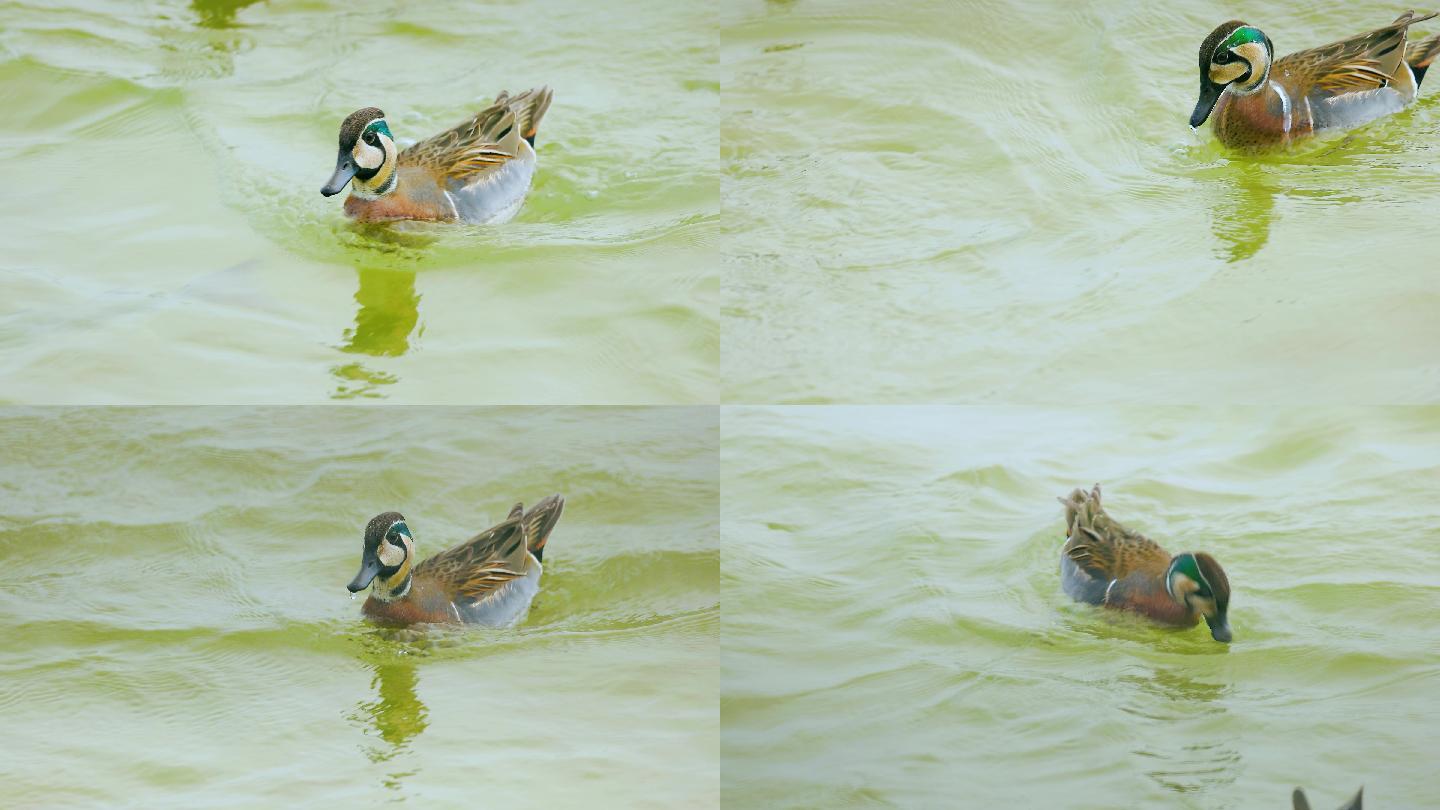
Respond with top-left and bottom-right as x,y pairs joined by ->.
1280,11 -> 1436,93
1407,31 -> 1440,70
1059,485 -> 1172,581
400,87 -> 551,185
415,511 -> 533,604
1314,61 -> 1397,92
521,494 -> 564,561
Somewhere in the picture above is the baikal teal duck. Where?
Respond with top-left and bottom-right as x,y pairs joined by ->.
1190,12 -> 1440,151
346,495 -> 564,627
1058,485 -> 1232,643
321,87 -> 552,223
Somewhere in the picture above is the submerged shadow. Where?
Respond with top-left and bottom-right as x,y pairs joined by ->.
1119,665 -> 1239,796
1209,167 -> 1278,264
348,651 -> 429,796
360,658 -> 429,757
330,266 -> 422,399
190,0 -> 263,29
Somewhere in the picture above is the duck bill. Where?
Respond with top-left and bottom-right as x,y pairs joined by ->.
321,152 -> 358,197
1205,613 -> 1232,643
347,557 -> 381,593
1190,83 -> 1222,128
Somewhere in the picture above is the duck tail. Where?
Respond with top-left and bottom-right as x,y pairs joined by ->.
1407,31 -> 1440,86
521,494 -> 564,563
499,86 -> 553,147
1058,483 -> 1105,539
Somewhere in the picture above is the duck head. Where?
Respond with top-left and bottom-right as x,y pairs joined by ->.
1191,21 -> 1274,127
322,107 -> 398,199
348,511 -> 415,601
1166,551 -> 1232,642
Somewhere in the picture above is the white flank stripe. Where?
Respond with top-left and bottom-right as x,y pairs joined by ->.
1272,83 -> 1292,133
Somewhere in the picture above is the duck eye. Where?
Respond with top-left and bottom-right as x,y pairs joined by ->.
364,131 -> 378,146
1214,50 -> 1233,65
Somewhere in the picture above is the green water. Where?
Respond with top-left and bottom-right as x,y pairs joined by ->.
6,0 -> 1440,807
722,0 -> 1440,403
1,0 -> 717,404
722,407 -> 1440,807
1,407 -> 718,807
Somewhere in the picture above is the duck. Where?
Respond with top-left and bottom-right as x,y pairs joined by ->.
346,494 -> 564,626
320,87 -> 552,223
1058,485 -> 1232,642
1190,12 -> 1440,151
1294,786 -> 1363,810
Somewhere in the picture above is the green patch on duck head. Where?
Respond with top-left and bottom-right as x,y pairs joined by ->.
1220,25 -> 1267,51
1167,552 -> 1232,642
1166,553 -> 1209,599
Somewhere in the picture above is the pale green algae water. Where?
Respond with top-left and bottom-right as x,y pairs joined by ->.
722,407 -> 1440,807
7,0 -> 1440,807
722,0 -> 1440,403
0,0 -> 717,404
0,407 -> 718,807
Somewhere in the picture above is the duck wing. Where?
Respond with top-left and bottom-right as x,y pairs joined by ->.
415,507 -> 533,604
400,87 -> 553,186
1059,485 -> 1172,582
1278,11 -> 1435,95
521,494 -> 564,563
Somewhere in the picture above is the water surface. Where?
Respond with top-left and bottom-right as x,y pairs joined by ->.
1,0 -> 717,403
1,407 -> 718,807
722,406 -> 1439,807
722,0 -> 1440,403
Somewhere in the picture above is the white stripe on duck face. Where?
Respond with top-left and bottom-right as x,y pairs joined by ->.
353,139 -> 384,169
352,121 -> 391,170
1231,42 -> 1270,93
350,125 -> 398,199
377,536 -> 406,567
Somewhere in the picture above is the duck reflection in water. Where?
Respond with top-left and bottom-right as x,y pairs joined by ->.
331,266 -> 421,399
1122,665 -> 1227,705
353,655 -> 428,795
190,0 -> 262,29
1209,166 -> 1277,264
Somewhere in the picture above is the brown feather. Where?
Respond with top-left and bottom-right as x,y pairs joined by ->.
1279,11 -> 1436,94
401,87 -> 553,184
1407,31 -> 1440,67
415,511 -> 532,603
521,494 -> 564,560
1060,485 -> 1172,582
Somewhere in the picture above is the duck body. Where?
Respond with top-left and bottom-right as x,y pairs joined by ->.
1060,553 -> 1193,625
1058,485 -> 1232,642
347,494 -> 564,628
322,87 -> 552,224
1192,13 -> 1440,152
361,562 -> 542,626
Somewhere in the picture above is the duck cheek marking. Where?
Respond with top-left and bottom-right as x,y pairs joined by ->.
353,140 -> 385,172
377,539 -> 406,567
1230,42 -> 1270,93
1209,62 -> 1248,86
